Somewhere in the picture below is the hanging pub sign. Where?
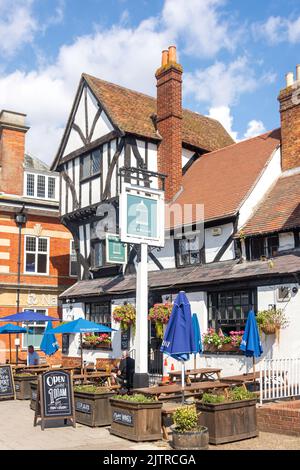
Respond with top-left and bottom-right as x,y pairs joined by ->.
119,183 -> 165,247
34,370 -> 76,430
0,365 -> 15,400
106,233 -> 127,264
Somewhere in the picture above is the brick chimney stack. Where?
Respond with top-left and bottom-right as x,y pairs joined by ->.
0,110 -> 29,196
278,66 -> 300,171
155,46 -> 183,201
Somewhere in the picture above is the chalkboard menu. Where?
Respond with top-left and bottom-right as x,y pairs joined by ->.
0,365 -> 15,400
121,329 -> 130,350
34,370 -> 76,430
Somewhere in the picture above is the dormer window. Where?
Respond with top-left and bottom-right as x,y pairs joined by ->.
174,234 -> 205,267
246,235 -> 279,261
25,172 -> 57,200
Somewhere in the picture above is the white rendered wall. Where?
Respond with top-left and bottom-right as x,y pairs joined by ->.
148,238 -> 176,271
182,148 -> 194,168
205,222 -> 235,263
238,146 -> 281,229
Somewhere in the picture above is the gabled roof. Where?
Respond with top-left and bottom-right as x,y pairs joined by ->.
24,153 -> 49,171
241,171 -> 300,236
83,73 -> 234,151
167,128 -> 281,227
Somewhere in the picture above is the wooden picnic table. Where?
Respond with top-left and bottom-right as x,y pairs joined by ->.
169,367 -> 222,384
134,380 -> 231,400
73,371 -> 114,385
220,372 -> 260,384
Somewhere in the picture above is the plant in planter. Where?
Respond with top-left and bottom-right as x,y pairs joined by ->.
256,308 -> 288,341
202,328 -> 244,352
171,405 -> 209,450
82,333 -> 112,349
197,386 -> 258,445
148,303 -> 173,339
73,384 -> 115,427
113,304 -> 136,333
109,393 -> 163,441
14,373 -> 36,400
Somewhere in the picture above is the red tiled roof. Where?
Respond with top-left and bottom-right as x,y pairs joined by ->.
83,73 -> 234,152
167,128 -> 281,227
242,171 -> 300,236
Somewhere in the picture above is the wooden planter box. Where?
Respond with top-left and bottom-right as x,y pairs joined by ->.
197,399 -> 258,445
14,375 -> 37,400
109,398 -> 163,442
30,381 -> 37,411
74,390 -> 115,427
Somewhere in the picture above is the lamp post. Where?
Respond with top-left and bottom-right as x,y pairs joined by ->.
14,209 -> 27,364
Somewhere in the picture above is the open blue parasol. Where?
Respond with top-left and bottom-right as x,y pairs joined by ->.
0,323 -> 27,363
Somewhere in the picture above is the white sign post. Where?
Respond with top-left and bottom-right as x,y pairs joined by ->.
119,183 -> 164,388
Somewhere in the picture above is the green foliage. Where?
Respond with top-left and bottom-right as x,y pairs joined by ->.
173,405 -> 199,432
228,386 -> 256,401
202,386 -> 256,404
202,393 -> 226,404
112,304 -> 136,332
112,393 -> 156,403
74,385 -> 111,394
256,308 -> 289,331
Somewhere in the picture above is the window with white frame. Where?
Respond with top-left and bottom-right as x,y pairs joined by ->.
24,172 -> 57,200
25,236 -> 49,274
22,309 -> 47,350
69,240 -> 78,277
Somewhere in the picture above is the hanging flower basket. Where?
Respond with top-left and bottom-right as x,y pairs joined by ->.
261,324 -> 277,335
148,303 -> 173,339
112,304 -> 136,333
257,308 -> 289,343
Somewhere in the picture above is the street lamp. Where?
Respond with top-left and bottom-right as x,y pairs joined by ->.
14,208 -> 27,364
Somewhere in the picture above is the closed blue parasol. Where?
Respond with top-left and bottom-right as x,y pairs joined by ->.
0,323 -> 27,363
160,291 -> 196,402
192,313 -> 202,369
240,310 -> 263,382
45,318 -> 116,370
40,322 -> 59,356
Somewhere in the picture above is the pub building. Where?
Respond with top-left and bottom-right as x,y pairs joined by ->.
0,110 -> 75,364
51,46 -> 300,380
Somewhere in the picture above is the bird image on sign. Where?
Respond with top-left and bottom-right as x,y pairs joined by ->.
136,200 -> 149,233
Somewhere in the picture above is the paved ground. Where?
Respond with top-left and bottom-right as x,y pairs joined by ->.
0,400 -> 299,450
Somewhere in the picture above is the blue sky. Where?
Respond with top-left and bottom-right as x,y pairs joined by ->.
1,0 -> 300,163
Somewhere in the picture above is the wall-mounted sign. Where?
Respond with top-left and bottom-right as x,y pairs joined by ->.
119,184 -> 164,247
0,365 -> 15,400
34,370 -> 75,430
106,233 -> 127,264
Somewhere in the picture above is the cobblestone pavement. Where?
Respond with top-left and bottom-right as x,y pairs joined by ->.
0,400 -> 299,450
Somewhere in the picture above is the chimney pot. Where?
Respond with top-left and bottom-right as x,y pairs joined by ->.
286,72 -> 294,87
296,65 -> 300,83
161,50 -> 169,67
168,45 -> 177,63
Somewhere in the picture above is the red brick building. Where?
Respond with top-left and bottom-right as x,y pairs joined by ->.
0,110 -> 75,363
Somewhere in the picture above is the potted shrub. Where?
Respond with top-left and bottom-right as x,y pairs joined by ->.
197,386 -> 258,445
112,304 -> 136,333
256,308 -> 288,341
82,333 -> 112,349
148,303 -> 172,339
171,405 -> 209,450
109,393 -> 163,441
14,373 -> 37,400
74,384 -> 115,427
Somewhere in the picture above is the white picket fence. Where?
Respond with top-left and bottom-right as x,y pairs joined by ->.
259,358 -> 300,404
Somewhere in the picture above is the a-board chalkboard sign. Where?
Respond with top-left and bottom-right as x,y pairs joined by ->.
0,365 -> 15,400
121,329 -> 130,350
34,370 -> 76,430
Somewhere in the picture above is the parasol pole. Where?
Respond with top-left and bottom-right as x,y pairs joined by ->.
27,323 -> 29,366
80,333 -> 83,374
181,360 -> 185,405
253,356 -> 256,391
194,353 -> 196,370
9,334 -> 12,364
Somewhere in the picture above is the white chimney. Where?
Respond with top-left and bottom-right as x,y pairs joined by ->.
286,72 -> 294,87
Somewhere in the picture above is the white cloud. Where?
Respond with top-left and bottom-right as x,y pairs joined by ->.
207,106 -> 238,141
162,0 -> 241,57
0,0 -> 37,57
253,15 -> 300,44
244,119 -> 266,139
